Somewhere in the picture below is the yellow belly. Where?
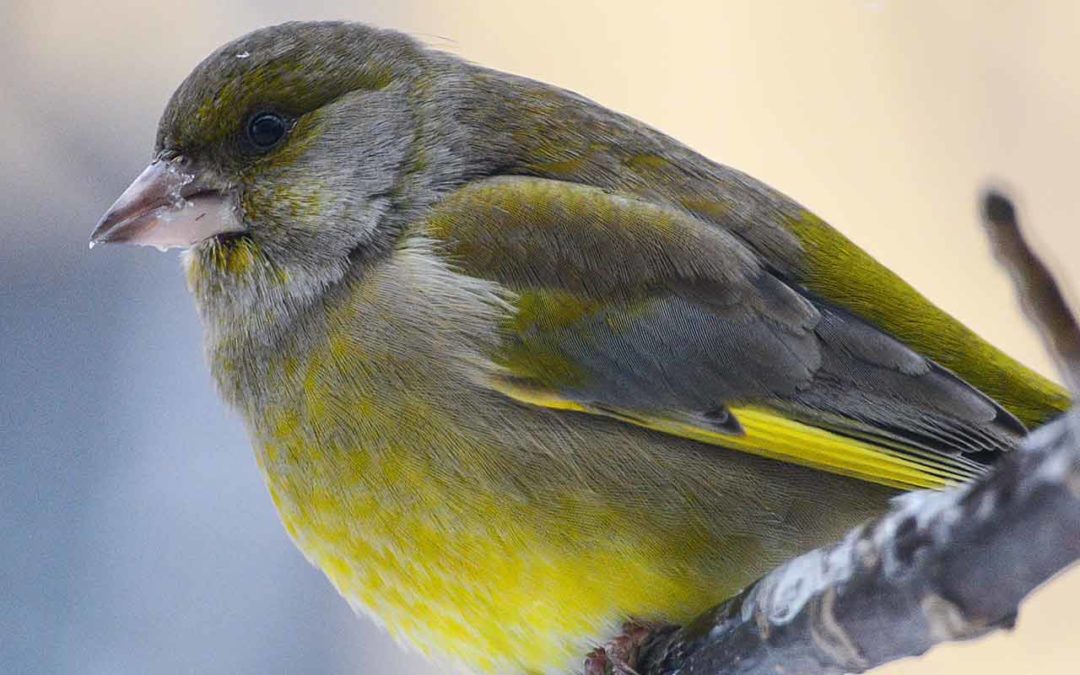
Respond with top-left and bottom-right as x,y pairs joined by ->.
257,424 -> 741,674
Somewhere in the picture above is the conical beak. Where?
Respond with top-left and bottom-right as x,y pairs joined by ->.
90,159 -> 243,251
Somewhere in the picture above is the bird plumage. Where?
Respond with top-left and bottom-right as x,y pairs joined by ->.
96,21 -> 1068,674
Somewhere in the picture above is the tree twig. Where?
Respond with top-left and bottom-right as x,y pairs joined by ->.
620,191 -> 1080,675
982,190 -> 1080,391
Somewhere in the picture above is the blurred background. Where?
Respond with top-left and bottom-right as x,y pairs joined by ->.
3,1 -> 1080,673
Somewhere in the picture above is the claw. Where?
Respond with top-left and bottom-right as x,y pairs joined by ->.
583,621 -> 666,675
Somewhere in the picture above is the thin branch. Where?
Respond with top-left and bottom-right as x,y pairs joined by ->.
617,191 -> 1080,675
982,190 -> 1080,390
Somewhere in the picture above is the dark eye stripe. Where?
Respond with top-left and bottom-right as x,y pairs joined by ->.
247,112 -> 288,149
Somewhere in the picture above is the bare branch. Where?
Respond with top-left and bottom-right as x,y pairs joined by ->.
982,191 -> 1080,390
615,191 -> 1080,675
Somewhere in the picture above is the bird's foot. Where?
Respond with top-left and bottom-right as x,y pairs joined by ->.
583,621 -> 664,675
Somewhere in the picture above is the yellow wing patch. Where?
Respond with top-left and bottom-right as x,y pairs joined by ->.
493,380 -> 978,491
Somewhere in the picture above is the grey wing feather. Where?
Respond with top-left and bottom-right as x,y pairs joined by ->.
790,305 -> 1025,457
520,270 -> 1024,461
532,275 -> 822,414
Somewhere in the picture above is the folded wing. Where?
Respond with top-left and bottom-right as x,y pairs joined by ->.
423,177 -> 1026,490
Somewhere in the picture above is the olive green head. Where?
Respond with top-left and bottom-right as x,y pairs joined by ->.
157,21 -> 410,170
131,23 -> 437,324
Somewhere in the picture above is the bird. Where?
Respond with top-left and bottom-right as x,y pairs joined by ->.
91,21 -> 1068,674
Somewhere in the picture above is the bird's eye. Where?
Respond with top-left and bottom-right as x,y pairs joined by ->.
246,112 -> 288,150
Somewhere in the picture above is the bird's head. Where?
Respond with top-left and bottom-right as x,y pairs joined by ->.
92,22 -> 447,321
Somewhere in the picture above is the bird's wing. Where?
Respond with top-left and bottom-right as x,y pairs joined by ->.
421,176 -> 1026,490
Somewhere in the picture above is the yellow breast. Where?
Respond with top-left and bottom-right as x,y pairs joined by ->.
256,391 -> 734,674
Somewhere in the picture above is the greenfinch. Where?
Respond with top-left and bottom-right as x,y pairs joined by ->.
91,21 -> 1067,674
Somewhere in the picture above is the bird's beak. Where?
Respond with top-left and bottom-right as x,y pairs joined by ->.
90,159 -> 244,251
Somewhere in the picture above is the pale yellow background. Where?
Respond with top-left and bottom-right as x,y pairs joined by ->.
3,1 -> 1079,673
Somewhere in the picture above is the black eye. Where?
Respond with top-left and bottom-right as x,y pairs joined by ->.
246,112 -> 288,149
